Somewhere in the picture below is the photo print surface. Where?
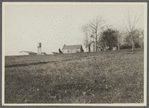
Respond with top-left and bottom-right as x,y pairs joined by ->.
2,2 -> 147,106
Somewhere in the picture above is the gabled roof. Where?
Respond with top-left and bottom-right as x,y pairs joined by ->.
89,41 -> 95,45
62,45 -> 83,50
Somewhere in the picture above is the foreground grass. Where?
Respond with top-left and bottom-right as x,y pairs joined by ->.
5,49 -> 144,103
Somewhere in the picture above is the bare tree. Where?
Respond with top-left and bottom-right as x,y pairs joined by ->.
122,10 -> 143,51
87,16 -> 105,52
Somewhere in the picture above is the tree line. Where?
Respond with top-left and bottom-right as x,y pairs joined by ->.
82,11 -> 144,52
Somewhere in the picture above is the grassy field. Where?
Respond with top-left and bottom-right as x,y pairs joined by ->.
5,48 -> 144,103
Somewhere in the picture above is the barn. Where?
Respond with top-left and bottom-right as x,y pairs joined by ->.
62,44 -> 84,54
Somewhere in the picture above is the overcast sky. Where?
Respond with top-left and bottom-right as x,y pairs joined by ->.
3,2 -> 146,55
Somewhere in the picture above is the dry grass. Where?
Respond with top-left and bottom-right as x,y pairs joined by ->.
5,49 -> 144,103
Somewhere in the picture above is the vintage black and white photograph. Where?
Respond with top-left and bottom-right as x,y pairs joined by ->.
2,2 -> 147,106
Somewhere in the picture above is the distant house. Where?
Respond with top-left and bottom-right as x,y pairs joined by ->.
62,44 -> 84,54
20,51 -> 37,55
89,41 -> 96,52
89,41 -> 103,52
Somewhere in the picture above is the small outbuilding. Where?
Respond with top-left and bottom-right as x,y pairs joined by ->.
20,51 -> 37,55
88,41 -> 103,52
62,44 -> 84,54
89,41 -> 96,52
